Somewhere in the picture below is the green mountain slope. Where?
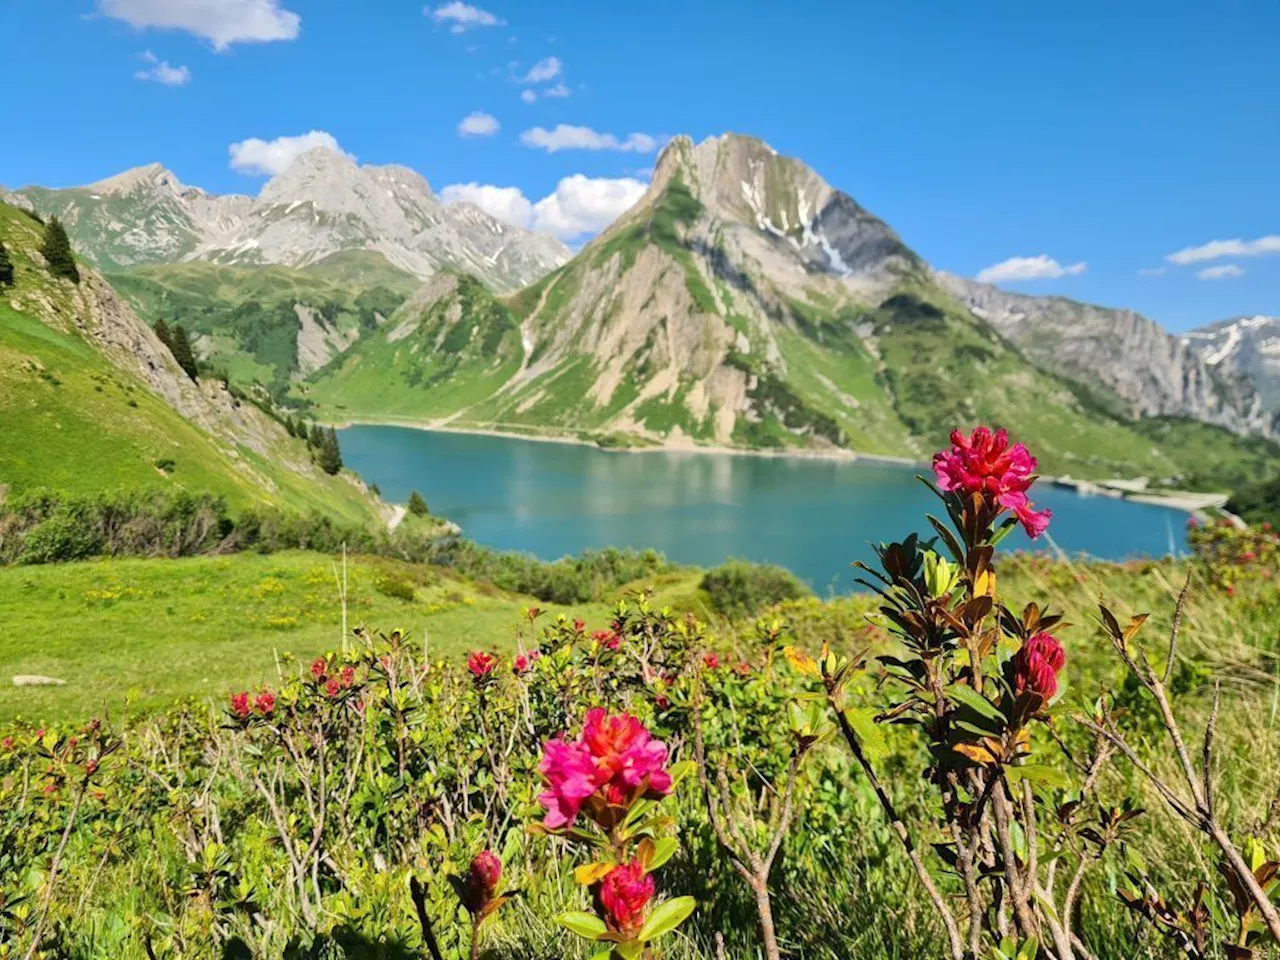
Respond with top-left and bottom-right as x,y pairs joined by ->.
109,251 -> 417,398
0,202 -> 386,524
303,135 -> 1275,484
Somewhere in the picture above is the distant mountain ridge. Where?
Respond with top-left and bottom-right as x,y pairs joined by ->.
935,274 -> 1272,436
2,149 -> 570,292
305,132 -> 1277,483
1183,315 -> 1280,413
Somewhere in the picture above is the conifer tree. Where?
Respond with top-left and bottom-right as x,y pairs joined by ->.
308,424 -> 324,449
41,217 -> 79,283
153,318 -> 172,350
170,324 -> 199,381
407,490 -> 429,517
317,427 -> 343,475
0,241 -> 14,287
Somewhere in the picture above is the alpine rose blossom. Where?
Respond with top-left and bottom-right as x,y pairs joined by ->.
932,426 -> 1052,538
1012,632 -> 1065,701
513,653 -> 532,675
310,657 -> 327,680
467,650 -> 498,678
462,849 -> 503,915
598,860 -> 655,938
581,708 -> 673,806
537,738 -> 598,829
537,709 -> 673,829
230,692 -> 251,718
253,690 -> 275,716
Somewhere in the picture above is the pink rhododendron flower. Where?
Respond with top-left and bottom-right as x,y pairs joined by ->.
598,860 -> 654,938
592,630 -> 620,651
1012,632 -> 1065,701
467,650 -> 498,677
581,708 -> 673,806
573,618 -> 585,633
932,426 -> 1052,538
325,677 -> 341,698
736,661 -> 751,677
340,666 -> 356,688
513,653 -> 531,674
537,738 -> 599,829
310,657 -> 327,680
703,653 -> 720,670
254,690 -> 275,716
230,692 -> 251,718
537,709 -> 673,829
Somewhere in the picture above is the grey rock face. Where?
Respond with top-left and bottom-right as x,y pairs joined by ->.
935,272 -> 1272,437
12,149 -> 570,292
1184,315 -> 1280,414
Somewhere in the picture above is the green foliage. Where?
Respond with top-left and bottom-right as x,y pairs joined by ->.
316,427 -> 343,476
407,491 -> 429,517
1226,474 -> 1280,526
152,317 -> 172,350
0,240 -> 14,287
169,323 -> 200,381
40,216 -> 79,283
699,559 -> 811,619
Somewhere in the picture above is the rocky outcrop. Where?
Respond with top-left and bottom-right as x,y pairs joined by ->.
935,272 -> 1272,436
1184,315 -> 1280,414
11,149 -> 570,292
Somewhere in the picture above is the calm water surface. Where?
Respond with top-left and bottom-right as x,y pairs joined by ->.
339,426 -> 1187,593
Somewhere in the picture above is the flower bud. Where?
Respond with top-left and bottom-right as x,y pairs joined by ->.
598,860 -> 655,939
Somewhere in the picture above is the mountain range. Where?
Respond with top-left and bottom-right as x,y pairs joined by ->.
1182,315 -> 1280,412
1,149 -> 570,293
5,132 -> 1277,489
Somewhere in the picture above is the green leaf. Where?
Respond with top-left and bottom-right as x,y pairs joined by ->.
589,951 -> 614,960
947,684 -> 1005,724
843,707 -> 887,761
637,896 -> 696,942
667,760 -> 696,785
556,912 -> 608,940
647,836 -> 679,870
1005,765 -> 1070,789
614,943 -> 642,960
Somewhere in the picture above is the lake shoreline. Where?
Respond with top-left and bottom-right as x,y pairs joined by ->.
328,417 -> 923,468
332,418 -> 1217,517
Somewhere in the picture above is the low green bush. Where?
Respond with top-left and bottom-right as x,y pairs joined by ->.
699,559 -> 811,619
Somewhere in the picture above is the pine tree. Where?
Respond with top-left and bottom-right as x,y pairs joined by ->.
407,491 -> 429,517
169,324 -> 199,381
153,318 -> 172,350
317,428 -> 343,475
308,424 -> 324,449
41,217 -> 79,283
0,241 -> 14,287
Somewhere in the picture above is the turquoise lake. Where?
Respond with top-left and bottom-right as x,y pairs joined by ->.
338,425 -> 1188,594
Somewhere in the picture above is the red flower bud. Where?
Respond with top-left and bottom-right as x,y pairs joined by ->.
1012,633 -> 1065,702
597,860 -> 654,938
702,653 -> 720,670
461,850 -> 503,916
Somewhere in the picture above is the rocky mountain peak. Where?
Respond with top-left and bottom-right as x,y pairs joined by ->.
85,162 -> 187,197
1184,315 -> 1280,413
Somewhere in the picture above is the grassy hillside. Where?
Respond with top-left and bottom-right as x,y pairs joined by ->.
0,550 -> 705,722
0,202 -> 386,524
109,253 -> 418,397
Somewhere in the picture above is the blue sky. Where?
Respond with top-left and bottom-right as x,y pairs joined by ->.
1,0 -> 1276,331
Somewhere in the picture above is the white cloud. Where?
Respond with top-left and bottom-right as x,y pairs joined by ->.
520,56 -> 562,84
975,255 -> 1087,284
520,124 -> 658,154
520,89 -> 537,104
1197,264 -> 1245,280
542,81 -> 571,98
457,111 -> 500,137
1166,235 -> 1280,265
228,131 -> 349,176
134,50 -> 190,86
440,183 -> 534,228
440,175 -> 647,242
1137,266 -> 1167,277
532,175 -> 647,240
426,2 -> 504,33
99,0 -> 299,51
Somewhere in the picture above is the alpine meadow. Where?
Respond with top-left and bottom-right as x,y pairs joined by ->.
2,3 -> 1280,960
